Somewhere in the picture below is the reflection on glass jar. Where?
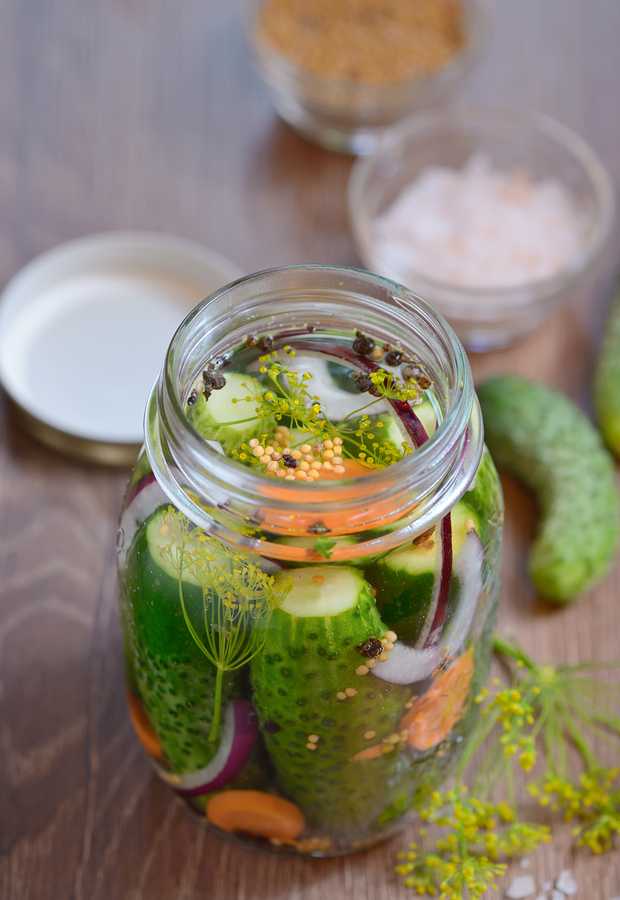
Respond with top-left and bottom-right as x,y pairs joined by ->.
117,266 -> 503,857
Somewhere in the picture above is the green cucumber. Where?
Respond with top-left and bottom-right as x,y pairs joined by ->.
595,286 -> 620,457
124,508 -> 238,772
366,503 -> 479,642
478,375 -> 619,602
187,372 -> 263,448
250,566 -> 410,836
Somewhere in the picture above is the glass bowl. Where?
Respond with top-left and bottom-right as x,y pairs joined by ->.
245,0 -> 489,155
349,108 -> 615,351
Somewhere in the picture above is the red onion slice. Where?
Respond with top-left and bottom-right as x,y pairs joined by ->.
155,699 -> 258,796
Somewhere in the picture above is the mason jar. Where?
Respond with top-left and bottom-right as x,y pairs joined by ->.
117,266 -> 503,857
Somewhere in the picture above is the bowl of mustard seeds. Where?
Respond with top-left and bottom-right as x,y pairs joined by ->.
246,0 -> 489,154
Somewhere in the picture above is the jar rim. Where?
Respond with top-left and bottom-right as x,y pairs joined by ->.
145,265 -> 483,552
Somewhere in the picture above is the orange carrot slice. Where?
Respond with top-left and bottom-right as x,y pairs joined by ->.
206,790 -> 305,840
259,459 -> 412,536
400,648 -> 474,751
127,692 -> 164,761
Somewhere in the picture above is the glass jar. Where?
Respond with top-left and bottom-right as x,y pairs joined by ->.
117,266 -> 503,858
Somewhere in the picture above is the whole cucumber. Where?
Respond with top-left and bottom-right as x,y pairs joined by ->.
478,376 -> 619,603
595,286 -> 620,457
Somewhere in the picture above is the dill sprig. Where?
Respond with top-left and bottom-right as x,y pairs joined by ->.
227,347 -> 418,470
158,509 -> 280,744
395,636 -> 620,896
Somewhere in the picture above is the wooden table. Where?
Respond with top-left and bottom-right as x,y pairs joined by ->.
1,2 -> 619,897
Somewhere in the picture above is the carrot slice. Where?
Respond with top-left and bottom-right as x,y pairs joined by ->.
259,459 -> 412,535
400,648 -> 474,751
127,692 -> 164,761
206,790 -> 305,840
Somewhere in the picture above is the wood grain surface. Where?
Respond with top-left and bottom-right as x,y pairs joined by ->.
1,1 -> 619,898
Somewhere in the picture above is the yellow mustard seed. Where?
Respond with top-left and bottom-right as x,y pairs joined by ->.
364,730 -> 376,740
300,461 -> 310,471
252,445 -> 264,458
311,460 -> 322,470
345,687 -> 358,697
334,465 -> 346,474
249,438 -> 259,448
308,734 -> 320,743
323,439 -> 334,449
306,743 -> 317,751
323,449 -> 334,459
355,665 -> 369,676
385,630 -> 398,643
337,691 -> 347,700
301,443 -> 312,453
292,449 -> 303,460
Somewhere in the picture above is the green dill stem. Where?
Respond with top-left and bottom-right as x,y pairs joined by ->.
492,636 -> 537,671
209,665 -> 225,744
216,414 -> 260,427
567,720 -> 600,772
341,397 -> 383,421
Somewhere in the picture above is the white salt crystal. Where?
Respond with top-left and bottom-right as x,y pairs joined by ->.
506,875 -> 536,898
555,870 -> 578,895
373,154 -> 586,292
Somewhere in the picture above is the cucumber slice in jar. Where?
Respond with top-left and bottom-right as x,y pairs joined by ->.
250,566 -> 411,837
187,372 -> 263,448
124,507 -> 276,780
365,504 -> 479,643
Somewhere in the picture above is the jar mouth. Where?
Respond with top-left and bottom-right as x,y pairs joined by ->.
146,265 -> 482,552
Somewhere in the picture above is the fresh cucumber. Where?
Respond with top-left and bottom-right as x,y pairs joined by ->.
187,372 -> 263,448
478,375 -> 619,602
595,286 -> 620,457
124,508 -> 238,772
365,503 -> 479,642
250,566 -> 410,836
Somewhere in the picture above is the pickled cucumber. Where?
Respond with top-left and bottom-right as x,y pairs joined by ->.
124,509 -> 238,772
366,503 -> 479,642
250,566 -> 410,836
478,376 -> 619,602
187,372 -> 263,448
595,286 -> 620,457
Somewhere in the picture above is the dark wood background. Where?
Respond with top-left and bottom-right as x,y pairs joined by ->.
1,1 -> 619,897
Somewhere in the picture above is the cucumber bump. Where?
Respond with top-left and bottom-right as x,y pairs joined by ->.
478,375 -> 619,603
595,285 -> 620,457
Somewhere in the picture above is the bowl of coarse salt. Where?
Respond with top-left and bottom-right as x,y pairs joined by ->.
349,108 -> 614,350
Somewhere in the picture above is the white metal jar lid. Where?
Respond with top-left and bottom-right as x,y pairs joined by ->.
0,231 -> 242,465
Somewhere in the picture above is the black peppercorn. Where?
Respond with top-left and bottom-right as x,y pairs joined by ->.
257,335 -> 274,353
187,390 -> 198,406
308,521 -> 331,535
384,349 -> 404,367
352,330 -> 375,356
283,454 -> 298,469
357,637 -> 384,658
352,372 -> 373,393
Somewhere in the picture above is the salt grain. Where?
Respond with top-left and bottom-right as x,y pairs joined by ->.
506,875 -> 536,898
555,870 -> 578,896
373,154 -> 586,291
